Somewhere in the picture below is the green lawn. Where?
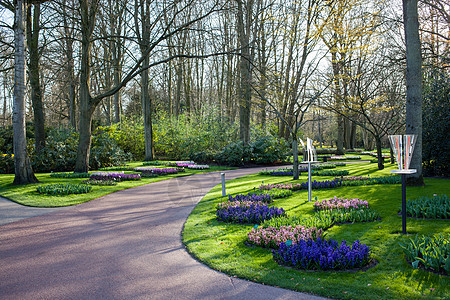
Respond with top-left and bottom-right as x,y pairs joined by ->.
0,162 -> 233,207
182,162 -> 450,299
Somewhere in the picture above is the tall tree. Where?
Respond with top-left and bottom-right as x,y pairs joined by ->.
236,0 -> 253,145
74,0 -> 219,172
403,0 -> 424,184
12,0 -> 38,184
27,3 -> 46,152
135,0 -> 154,161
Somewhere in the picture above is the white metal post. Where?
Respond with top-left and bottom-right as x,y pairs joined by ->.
221,173 -> 226,197
308,161 -> 312,202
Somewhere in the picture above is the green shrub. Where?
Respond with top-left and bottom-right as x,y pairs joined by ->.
0,153 -> 14,174
32,128 -> 79,172
217,136 -> 288,166
50,172 -> 90,178
153,110 -> 238,160
405,194 -> 449,219
422,69 -> 450,177
250,136 -> 289,164
98,118 -> 145,161
216,142 -> 251,166
313,170 -> 349,176
37,183 -> 92,195
400,234 -> 450,275
90,130 -> 132,169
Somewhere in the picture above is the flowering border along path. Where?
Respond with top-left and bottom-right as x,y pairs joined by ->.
182,164 -> 450,300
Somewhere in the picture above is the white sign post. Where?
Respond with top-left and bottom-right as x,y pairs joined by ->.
389,134 -> 417,234
303,138 -> 319,202
221,173 -> 226,197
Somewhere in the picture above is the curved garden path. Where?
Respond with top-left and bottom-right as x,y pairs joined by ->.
0,167 -> 326,300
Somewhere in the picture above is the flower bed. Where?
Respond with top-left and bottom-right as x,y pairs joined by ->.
335,176 -> 369,181
329,155 -> 361,160
247,225 -> 323,248
82,179 -> 118,186
405,194 -> 449,219
273,238 -> 372,270
314,196 -> 369,211
298,180 -> 341,190
167,161 -> 209,169
134,166 -> 156,172
337,175 -> 401,186
251,188 -> 293,199
400,233 -> 449,275
312,170 -> 349,177
50,172 -> 90,178
140,168 -> 184,177
262,207 -> 380,230
262,214 -> 334,231
142,161 -> 168,166
228,193 -> 273,203
216,201 -> 285,224
37,183 -> 92,195
90,172 -> 141,181
187,164 -> 210,169
259,183 -> 301,191
98,166 -> 135,171
258,180 -> 340,191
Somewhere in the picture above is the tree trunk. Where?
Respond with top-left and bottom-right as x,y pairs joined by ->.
331,52 -> 345,155
13,0 -> 38,184
27,4 -> 45,153
403,0 -> 424,185
74,0 -> 98,173
375,136 -> 384,170
236,0 -> 252,145
63,0 -> 77,129
142,57 -> 154,161
75,101 -> 94,173
292,139 -> 299,180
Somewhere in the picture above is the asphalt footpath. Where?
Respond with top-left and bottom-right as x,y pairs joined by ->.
0,167 -> 327,300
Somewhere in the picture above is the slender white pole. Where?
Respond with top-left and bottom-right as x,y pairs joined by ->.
308,161 -> 312,202
221,173 -> 226,197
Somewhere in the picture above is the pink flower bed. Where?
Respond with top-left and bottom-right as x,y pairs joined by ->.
314,196 -> 369,211
259,183 -> 302,191
247,225 -> 324,249
217,200 -> 265,210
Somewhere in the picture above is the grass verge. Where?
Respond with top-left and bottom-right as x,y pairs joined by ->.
182,162 -> 450,299
0,162 -> 234,207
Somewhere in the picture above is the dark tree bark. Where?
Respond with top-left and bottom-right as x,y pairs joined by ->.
27,3 -> 46,153
74,0 -> 99,173
62,0 -> 77,129
403,0 -> 424,185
